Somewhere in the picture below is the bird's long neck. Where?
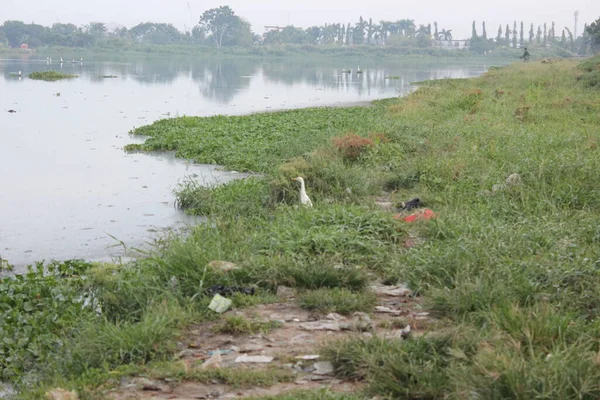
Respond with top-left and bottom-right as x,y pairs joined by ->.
299,180 -> 306,194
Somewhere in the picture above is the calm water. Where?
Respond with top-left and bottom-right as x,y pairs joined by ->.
0,56 -> 496,268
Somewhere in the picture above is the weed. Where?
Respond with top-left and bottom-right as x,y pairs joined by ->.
28,71 -> 78,81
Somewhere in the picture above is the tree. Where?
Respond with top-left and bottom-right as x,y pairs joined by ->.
513,21 -> 517,48
434,22 -> 439,41
505,24 -> 510,42
560,29 -> 566,47
587,18 -> 600,51
354,16 -> 366,44
86,22 -> 107,42
472,21 -> 477,39
438,29 -> 452,41
2,20 -> 28,47
519,21 -> 524,46
529,23 -> 534,43
536,26 -> 542,44
346,23 -> 352,45
551,21 -> 556,41
565,27 -> 575,51
497,25 -> 502,42
543,23 -> 547,45
367,18 -> 375,44
199,6 -> 239,48
482,21 -> 487,39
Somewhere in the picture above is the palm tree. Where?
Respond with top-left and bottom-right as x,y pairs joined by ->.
438,29 -> 453,41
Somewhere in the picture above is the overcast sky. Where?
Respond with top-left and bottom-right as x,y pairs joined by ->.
4,0 -> 600,39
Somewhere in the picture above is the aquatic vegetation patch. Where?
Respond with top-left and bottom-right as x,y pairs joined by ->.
28,71 -> 78,81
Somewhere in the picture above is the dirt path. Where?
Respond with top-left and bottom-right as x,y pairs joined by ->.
105,282 -> 431,399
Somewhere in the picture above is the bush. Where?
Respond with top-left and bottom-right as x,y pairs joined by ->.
332,133 -> 374,160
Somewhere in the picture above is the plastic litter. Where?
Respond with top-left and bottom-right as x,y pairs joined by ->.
207,285 -> 255,296
208,294 -> 232,313
234,354 -> 274,363
400,197 -> 423,211
396,208 -> 436,223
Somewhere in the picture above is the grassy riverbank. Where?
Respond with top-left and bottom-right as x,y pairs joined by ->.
4,55 -> 600,398
0,43 -> 573,61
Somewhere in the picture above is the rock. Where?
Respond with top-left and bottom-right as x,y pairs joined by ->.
276,286 -> 296,298
45,389 -> 78,400
208,260 -> 239,272
239,343 -> 264,353
201,351 -> 222,370
413,312 -> 430,317
295,379 -> 309,385
230,345 -> 241,352
506,173 -> 523,187
234,354 -> 274,363
177,349 -> 195,359
325,313 -> 346,321
375,306 -> 407,316
295,355 -> 320,360
300,321 -> 341,331
371,284 -> 412,297
387,325 -> 411,340
312,361 -> 335,375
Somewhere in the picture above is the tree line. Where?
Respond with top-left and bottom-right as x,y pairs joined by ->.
0,6 -> 598,53
469,19 -> 598,54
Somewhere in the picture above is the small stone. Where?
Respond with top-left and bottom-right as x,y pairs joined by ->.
45,389 -> 79,400
234,354 -> 274,363
313,361 -> 335,375
177,349 -> 195,359
325,313 -> 345,321
230,345 -> 240,352
295,379 -> 309,385
300,321 -> 341,331
375,306 -> 407,316
276,286 -> 296,298
239,343 -> 264,353
295,355 -> 320,360
371,284 -> 412,297
506,173 -> 523,187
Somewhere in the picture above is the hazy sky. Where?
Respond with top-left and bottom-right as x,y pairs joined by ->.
4,0 -> 600,39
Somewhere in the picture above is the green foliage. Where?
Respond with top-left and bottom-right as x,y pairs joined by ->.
0,261 -> 94,380
298,288 -> 377,315
28,71 -> 78,81
212,316 -> 282,335
586,18 -> 600,51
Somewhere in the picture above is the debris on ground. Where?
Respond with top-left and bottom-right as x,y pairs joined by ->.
207,285 -> 256,297
106,282 -> 431,399
208,294 -> 233,313
7,110 -> 17,113
201,350 -> 223,370
399,197 -> 423,211
208,260 -> 239,272
397,208 -> 436,223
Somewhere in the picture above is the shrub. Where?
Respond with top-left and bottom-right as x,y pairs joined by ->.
332,133 -> 374,160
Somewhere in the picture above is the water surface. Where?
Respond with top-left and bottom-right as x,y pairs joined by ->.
0,56 -> 497,267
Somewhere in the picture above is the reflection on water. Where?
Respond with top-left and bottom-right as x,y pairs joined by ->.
0,56 -> 498,268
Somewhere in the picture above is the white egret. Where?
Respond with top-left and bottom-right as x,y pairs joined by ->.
356,66 -> 363,74
60,57 -> 64,63
292,177 -> 313,207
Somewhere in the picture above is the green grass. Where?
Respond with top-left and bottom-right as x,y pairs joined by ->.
28,71 -> 78,81
10,56 -> 600,399
298,288 -> 377,315
212,315 -> 282,335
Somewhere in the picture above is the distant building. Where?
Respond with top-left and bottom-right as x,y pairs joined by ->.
20,43 -> 29,50
432,40 -> 470,50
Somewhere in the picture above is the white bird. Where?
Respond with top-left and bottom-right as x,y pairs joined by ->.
18,71 -> 21,77
356,66 -> 363,74
60,57 -> 64,63
80,58 -> 84,64
292,177 -> 313,207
